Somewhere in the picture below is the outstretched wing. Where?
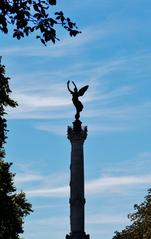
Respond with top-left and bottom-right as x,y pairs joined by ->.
78,85 -> 89,96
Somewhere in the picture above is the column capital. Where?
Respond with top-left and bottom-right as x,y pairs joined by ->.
67,126 -> 87,142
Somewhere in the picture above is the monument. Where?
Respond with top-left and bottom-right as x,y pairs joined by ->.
66,81 -> 90,239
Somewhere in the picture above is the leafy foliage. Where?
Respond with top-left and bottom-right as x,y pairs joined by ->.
0,63 -> 17,159
0,0 -> 81,45
0,160 -> 33,239
0,63 -> 32,238
113,189 -> 151,239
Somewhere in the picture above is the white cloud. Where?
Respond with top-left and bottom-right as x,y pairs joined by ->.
22,174 -> 151,198
27,216 -> 68,226
0,24 -> 109,58
102,151 -> 151,176
14,93 -> 70,108
86,214 -> 129,225
86,175 -> 151,195
35,124 -> 67,136
88,124 -> 128,134
5,71 -> 144,120
27,213 -> 128,226
15,174 -> 43,184
26,185 -> 69,197
31,99 -> 150,135
5,52 -> 151,136
139,152 -> 151,159
15,170 -> 69,187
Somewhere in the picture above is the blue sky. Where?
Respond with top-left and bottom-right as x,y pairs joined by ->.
1,0 -> 151,238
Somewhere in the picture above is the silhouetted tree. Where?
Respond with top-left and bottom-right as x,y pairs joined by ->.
113,188 -> 151,239
0,62 -> 17,158
0,0 -> 81,45
0,62 -> 33,239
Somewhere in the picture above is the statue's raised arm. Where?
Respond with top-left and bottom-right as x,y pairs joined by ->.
67,81 -> 89,120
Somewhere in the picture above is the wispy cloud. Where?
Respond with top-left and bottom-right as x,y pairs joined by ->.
86,175 -> 151,195
6,52 -> 151,136
15,171 -> 68,187
21,174 -> 151,198
0,24 -> 110,58
139,151 -> 151,159
27,213 -> 128,226
34,99 -> 151,135
35,123 -> 67,136
86,214 -> 129,225
26,185 -> 69,197
27,216 -> 68,226
101,151 -> 151,176
15,174 -> 43,184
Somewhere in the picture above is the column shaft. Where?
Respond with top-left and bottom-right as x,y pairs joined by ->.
66,125 -> 90,239
70,141 -> 85,232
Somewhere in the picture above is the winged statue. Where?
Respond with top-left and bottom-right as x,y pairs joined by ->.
67,81 -> 89,120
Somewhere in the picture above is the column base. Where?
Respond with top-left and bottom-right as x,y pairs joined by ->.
66,232 -> 90,239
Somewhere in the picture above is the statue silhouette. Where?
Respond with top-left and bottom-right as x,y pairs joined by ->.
67,81 -> 89,120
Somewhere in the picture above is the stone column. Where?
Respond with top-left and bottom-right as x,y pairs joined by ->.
66,121 -> 90,239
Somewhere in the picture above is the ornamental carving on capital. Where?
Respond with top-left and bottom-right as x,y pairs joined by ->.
67,126 -> 87,142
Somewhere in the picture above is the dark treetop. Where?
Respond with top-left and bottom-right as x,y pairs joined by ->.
67,81 -> 89,121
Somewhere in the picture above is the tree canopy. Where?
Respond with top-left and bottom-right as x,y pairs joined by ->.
0,62 -> 17,159
0,63 -> 33,238
113,188 -> 151,239
0,0 -> 81,45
